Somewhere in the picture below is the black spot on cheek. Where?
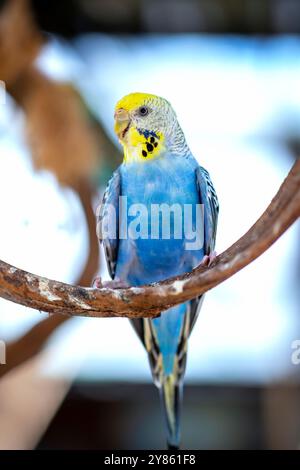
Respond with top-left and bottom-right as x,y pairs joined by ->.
142,150 -> 147,157
150,136 -> 155,143
146,143 -> 154,152
154,142 -> 158,147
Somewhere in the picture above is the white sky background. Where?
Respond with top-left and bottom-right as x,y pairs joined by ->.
0,35 -> 299,383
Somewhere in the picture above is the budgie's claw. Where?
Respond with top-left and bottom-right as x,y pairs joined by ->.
200,250 -> 217,267
92,277 -> 103,289
93,276 -> 130,289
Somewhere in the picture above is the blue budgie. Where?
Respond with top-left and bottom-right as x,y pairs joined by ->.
97,93 -> 219,449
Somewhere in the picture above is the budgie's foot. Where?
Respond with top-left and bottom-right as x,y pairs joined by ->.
200,250 -> 217,267
93,276 -> 130,289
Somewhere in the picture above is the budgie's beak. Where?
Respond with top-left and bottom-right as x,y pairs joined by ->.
114,108 -> 131,141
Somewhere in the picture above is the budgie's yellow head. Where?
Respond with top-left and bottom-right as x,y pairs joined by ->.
114,92 -> 187,164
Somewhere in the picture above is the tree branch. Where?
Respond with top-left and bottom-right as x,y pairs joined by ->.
0,159 -> 299,319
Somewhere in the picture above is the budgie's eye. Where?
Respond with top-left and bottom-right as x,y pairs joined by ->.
138,106 -> 149,117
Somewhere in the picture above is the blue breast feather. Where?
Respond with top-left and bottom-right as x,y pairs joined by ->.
116,154 -> 204,283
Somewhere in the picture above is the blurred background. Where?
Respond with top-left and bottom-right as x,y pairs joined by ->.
0,0 -> 299,450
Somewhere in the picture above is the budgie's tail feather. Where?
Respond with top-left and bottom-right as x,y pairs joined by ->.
159,374 -> 183,450
131,307 -> 190,449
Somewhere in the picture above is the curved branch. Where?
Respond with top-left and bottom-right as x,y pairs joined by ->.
0,181 -> 100,379
72,179 -> 100,288
0,160 -> 299,319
